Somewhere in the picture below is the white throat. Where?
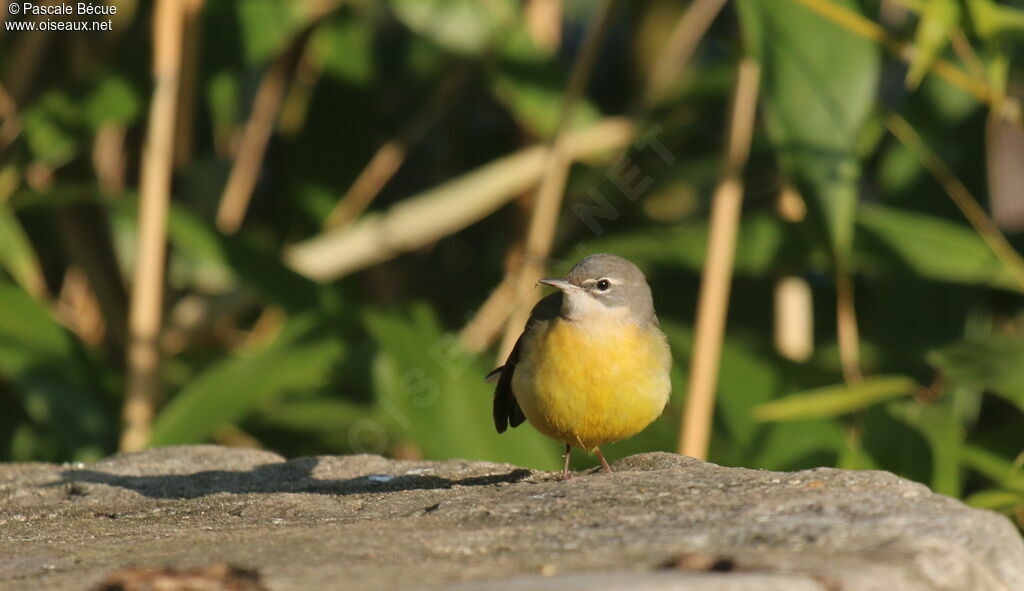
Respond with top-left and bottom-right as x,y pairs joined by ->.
561,290 -> 632,325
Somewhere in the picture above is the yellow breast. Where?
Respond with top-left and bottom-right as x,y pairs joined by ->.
512,317 -> 671,451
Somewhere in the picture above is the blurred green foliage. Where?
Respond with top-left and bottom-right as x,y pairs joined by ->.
1,0 -> 1023,528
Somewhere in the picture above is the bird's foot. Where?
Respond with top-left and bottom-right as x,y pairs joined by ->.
596,448 -> 613,474
561,443 -> 573,480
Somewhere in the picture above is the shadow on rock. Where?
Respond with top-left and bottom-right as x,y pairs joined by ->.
59,457 -> 533,499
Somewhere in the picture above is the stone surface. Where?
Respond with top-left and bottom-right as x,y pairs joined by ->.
1,446 -> 1022,591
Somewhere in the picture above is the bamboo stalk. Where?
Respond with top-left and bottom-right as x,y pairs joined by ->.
499,0 -> 622,362
323,66 -> 472,229
122,0 -> 186,452
679,59 -> 761,460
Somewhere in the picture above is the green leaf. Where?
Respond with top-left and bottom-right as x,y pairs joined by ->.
755,419 -> 846,471
928,335 -> 1024,413
737,0 -> 880,264
960,445 -> 1024,493
889,397 -> 962,497
0,203 -> 44,297
836,432 -> 879,471
488,28 -> 602,138
0,281 -> 110,460
861,403 -> 933,484
965,490 -> 1024,523
365,304 -> 559,469
754,376 -> 919,422
236,0 -> 311,65
164,205 -> 238,292
85,73 -> 140,128
906,0 -> 960,90
149,314 -> 344,446
388,0 -> 513,55
313,16 -> 375,86
206,71 -> 239,141
253,398 -> 371,435
967,0 -> 1024,41
21,90 -> 82,167
855,204 -> 1023,292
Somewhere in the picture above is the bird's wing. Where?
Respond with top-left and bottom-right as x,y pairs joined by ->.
491,292 -> 561,433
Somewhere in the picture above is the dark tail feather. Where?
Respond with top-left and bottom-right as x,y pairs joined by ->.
485,366 -> 503,383
492,365 -> 526,433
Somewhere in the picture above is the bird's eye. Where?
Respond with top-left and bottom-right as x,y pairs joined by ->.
596,279 -> 611,291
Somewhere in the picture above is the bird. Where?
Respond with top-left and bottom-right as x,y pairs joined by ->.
488,253 -> 672,479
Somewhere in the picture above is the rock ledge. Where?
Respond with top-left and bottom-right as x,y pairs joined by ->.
1,446 -> 1021,591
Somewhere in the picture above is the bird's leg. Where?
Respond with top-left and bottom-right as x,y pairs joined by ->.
596,448 -> 613,473
562,444 -> 573,480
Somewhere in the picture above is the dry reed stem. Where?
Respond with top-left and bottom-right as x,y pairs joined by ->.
886,112 -> 1024,291
122,0 -> 186,452
679,59 -> 761,460
4,22 -> 50,101
458,272 -> 518,354
835,264 -> 862,383
457,198 -> 529,355
987,112 -> 1024,233
0,82 -> 19,148
644,0 -> 728,106
525,0 -> 563,52
774,186 -> 813,363
92,125 -> 128,196
57,266 -> 106,347
215,19 -> 322,234
774,276 -> 814,362
285,118 -> 634,282
949,27 -> 988,91
173,0 -> 205,169
323,66 -> 472,229
499,0 -> 621,362
278,44 -> 324,136
56,205 -> 130,349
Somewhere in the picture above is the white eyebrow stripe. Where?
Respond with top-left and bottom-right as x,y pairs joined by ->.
580,277 -> 623,286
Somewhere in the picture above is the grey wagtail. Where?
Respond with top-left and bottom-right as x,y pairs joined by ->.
488,253 -> 671,479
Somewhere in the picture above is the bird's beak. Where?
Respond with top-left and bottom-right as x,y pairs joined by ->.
538,278 -> 577,291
